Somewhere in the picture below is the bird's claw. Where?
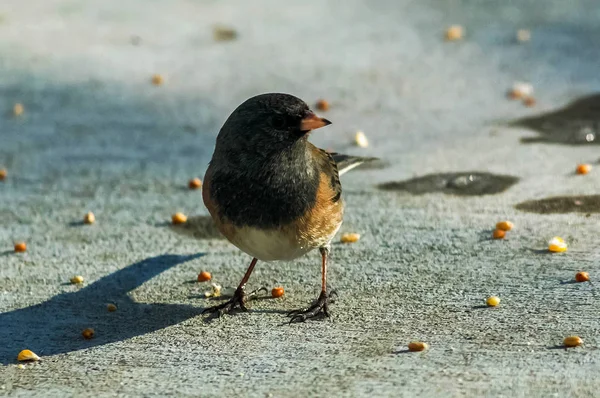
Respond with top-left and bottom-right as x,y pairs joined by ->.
287,290 -> 336,323
202,286 -> 268,317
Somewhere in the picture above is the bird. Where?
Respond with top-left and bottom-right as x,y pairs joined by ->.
201,93 -> 376,322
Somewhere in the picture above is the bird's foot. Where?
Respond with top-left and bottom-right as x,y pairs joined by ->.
287,290 -> 337,323
202,287 -> 267,316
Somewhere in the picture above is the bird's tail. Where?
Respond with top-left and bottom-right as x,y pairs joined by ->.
331,153 -> 379,176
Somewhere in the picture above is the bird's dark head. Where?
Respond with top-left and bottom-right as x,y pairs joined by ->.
215,93 -> 331,159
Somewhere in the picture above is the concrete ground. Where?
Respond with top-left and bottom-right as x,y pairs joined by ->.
1,0 -> 600,396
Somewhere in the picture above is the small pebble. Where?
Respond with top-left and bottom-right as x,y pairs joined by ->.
445,25 -> 464,41
14,242 -> 26,253
575,271 -> 589,283
486,296 -> 500,307
172,212 -> 187,225
563,336 -> 583,348
271,287 -> 285,298
188,178 -> 202,190
408,341 -> 429,352
213,25 -> 238,41
354,131 -> 369,148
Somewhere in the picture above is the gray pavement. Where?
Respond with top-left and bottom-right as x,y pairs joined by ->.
1,1 -> 600,397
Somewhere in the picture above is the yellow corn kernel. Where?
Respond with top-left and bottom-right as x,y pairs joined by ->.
17,349 -> 40,362
340,233 -> 361,243
563,336 -> 583,348
408,341 -> 429,352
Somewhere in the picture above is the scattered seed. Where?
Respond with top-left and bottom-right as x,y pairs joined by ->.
13,103 -> 24,116
523,96 -> 536,107
315,99 -> 330,111
492,229 -> 506,239
172,212 -> 188,225
516,29 -> 531,42
575,271 -> 590,283
17,364 -> 25,369
197,271 -> 212,282
82,328 -> 95,340
84,212 -> 95,225
508,82 -> 533,100
0,168 -> 6,181
576,164 -> 592,175
408,341 -> 429,352
548,236 -> 567,253
354,131 -> 368,148
17,349 -> 40,362
445,25 -> 464,41
340,233 -> 361,243
107,303 -> 117,312
486,296 -> 500,307
14,242 -> 26,253
70,275 -> 84,284
563,336 -> 583,348
151,74 -> 164,86
271,287 -> 284,298
204,282 -> 222,298
213,25 -> 238,41
188,178 -> 202,190
496,221 -> 514,231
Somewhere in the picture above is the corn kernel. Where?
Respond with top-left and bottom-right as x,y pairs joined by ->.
271,287 -> 284,298
354,131 -> 368,148
213,26 -> 238,41
523,96 -> 536,107
107,303 -> 117,312
575,271 -> 590,283
486,296 -> 500,307
82,328 -> 95,339
340,233 -> 361,243
496,221 -> 514,231
70,275 -> 84,284
188,178 -> 202,190
151,74 -> 164,86
445,25 -> 464,41
492,229 -> 506,239
576,164 -> 591,175
315,99 -> 330,111
0,168 -> 6,181
13,103 -> 24,116
17,349 -> 40,362
548,237 -> 567,253
14,242 -> 26,253
509,82 -> 533,100
197,271 -> 211,282
408,341 -> 429,352
172,212 -> 187,225
17,364 -> 25,369
563,336 -> 583,348
84,212 -> 95,224
204,282 -> 222,298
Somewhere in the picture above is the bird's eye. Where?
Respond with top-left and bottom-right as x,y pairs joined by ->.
270,115 -> 287,129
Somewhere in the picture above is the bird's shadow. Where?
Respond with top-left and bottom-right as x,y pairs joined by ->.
0,253 -> 205,365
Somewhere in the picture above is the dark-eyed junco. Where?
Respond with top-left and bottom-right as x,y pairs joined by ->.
202,93 -> 375,322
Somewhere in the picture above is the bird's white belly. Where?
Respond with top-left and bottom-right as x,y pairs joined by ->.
229,224 -> 339,262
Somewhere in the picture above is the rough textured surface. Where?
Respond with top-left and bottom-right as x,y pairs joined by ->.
1,0 -> 600,397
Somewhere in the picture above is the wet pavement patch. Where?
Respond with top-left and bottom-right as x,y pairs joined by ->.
510,94 -> 600,145
378,172 -> 519,196
515,195 -> 600,214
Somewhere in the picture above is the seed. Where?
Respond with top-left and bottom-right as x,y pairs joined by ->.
13,103 -> 24,116
508,82 -> 533,100
523,96 -> 536,107
204,282 -> 222,298
0,168 -> 6,181
315,99 -> 330,111
496,221 -> 514,231
197,271 -> 211,282
516,29 -> 531,42
107,303 -> 117,312
271,287 -> 284,298
340,233 -> 361,243
14,242 -> 26,253
172,212 -> 187,225
407,341 -> 429,352
354,131 -> 368,148
445,25 -> 464,41
563,336 -> 583,348
576,164 -> 591,175
486,296 -> 500,307
492,229 -> 506,239
70,275 -> 84,284
151,74 -> 164,86
83,212 -> 95,224
548,236 -> 567,253
575,271 -> 590,283
17,349 -> 40,362
82,328 -> 95,339
17,364 -> 26,369
213,25 -> 238,41
188,178 -> 202,190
